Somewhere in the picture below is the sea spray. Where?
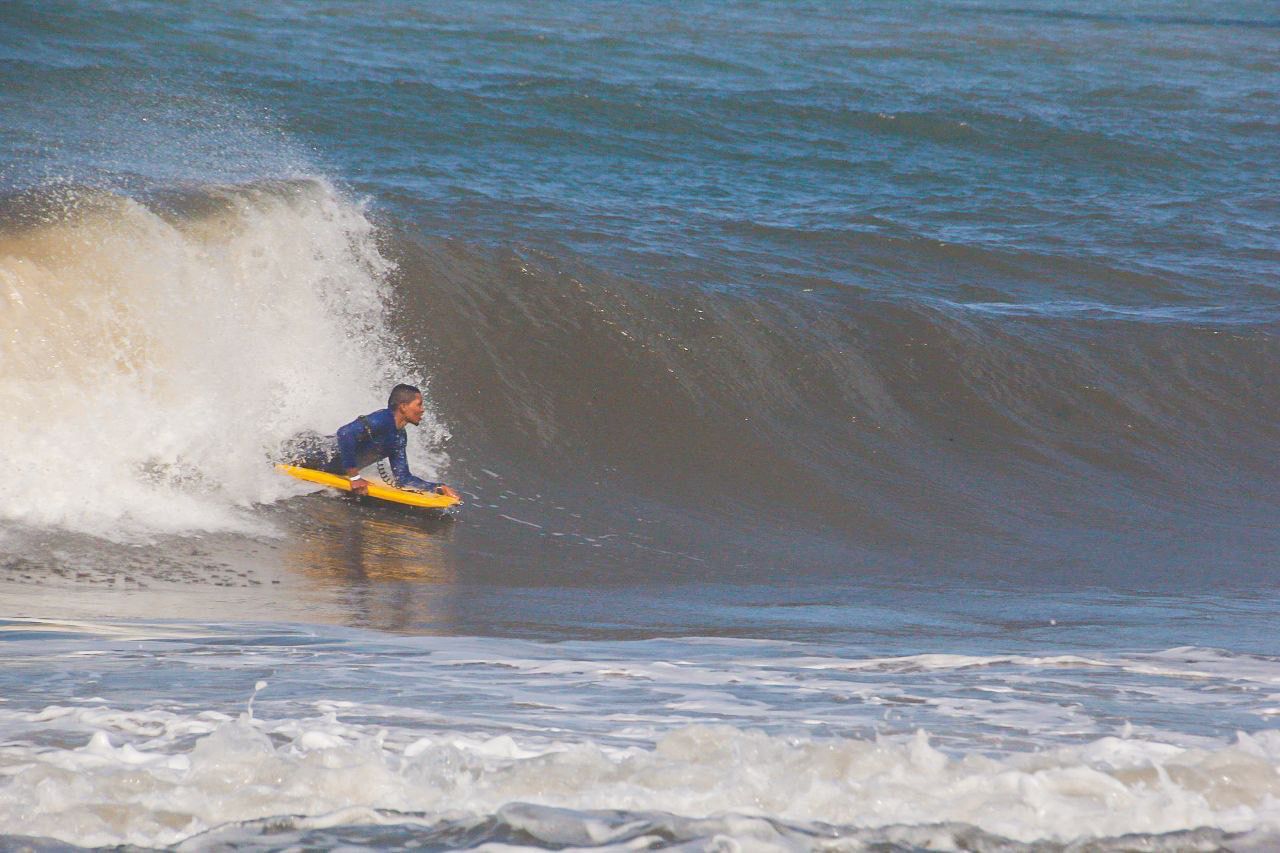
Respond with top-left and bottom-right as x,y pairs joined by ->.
0,179 -> 447,539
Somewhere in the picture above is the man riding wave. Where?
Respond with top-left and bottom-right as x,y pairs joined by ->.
287,383 -> 459,499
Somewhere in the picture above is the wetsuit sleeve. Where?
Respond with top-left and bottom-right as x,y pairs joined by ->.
389,428 -> 438,491
335,418 -> 363,471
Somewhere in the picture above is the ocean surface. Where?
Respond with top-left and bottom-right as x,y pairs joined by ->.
1,1 -> 1278,849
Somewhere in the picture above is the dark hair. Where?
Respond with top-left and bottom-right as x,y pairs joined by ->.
388,383 -> 421,409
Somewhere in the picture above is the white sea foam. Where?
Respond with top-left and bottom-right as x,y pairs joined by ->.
0,701 -> 1278,849
790,648 -> 1280,685
0,179 -> 446,540
1,623 -> 1279,849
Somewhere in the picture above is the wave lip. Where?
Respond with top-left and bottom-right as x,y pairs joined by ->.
947,298 -> 1280,324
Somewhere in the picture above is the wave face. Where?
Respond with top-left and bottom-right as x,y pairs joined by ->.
0,180 -> 445,539
392,235 -> 1280,581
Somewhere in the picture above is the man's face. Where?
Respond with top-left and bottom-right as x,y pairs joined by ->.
401,394 -> 425,426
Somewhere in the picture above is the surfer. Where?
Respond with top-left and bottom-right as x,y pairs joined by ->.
286,384 -> 459,499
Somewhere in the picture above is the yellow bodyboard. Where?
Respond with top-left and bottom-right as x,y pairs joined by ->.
275,464 -> 461,510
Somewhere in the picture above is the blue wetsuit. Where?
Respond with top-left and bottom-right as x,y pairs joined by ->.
332,408 -> 439,492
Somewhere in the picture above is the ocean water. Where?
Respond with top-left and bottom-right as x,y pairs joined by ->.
1,1 -> 1278,849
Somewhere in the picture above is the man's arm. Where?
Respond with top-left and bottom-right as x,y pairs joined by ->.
389,429 -> 438,492
335,418 -> 371,493
335,419 -> 364,472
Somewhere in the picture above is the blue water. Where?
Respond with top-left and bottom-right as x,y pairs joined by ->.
5,1 -> 1277,305
1,1 -> 1278,848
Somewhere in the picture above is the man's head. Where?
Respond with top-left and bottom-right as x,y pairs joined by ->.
388,383 -> 425,426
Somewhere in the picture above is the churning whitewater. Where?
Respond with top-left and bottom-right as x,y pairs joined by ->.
0,180 -> 446,539
3,621 -> 1280,850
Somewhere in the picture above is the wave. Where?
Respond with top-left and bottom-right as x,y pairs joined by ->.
388,233 -> 1280,573
0,178 -> 446,540
2,177 -> 1275,573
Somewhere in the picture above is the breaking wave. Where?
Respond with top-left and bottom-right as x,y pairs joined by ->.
0,179 -> 445,540
2,177 -> 1276,574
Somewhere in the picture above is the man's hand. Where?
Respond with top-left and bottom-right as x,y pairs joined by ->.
435,484 -> 460,500
346,470 -> 370,495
